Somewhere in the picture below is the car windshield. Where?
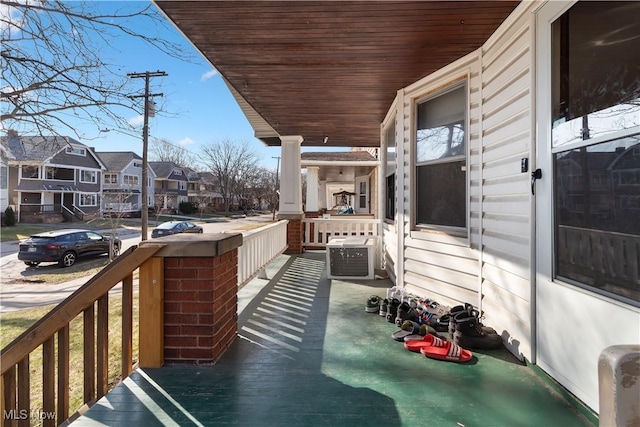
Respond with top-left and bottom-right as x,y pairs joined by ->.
157,222 -> 179,229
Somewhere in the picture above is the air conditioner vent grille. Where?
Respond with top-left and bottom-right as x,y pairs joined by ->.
326,237 -> 375,280
329,247 -> 369,277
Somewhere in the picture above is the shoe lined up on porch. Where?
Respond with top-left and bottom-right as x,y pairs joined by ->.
365,288 -> 503,363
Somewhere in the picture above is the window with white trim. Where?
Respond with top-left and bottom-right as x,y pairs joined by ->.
66,147 -> 86,156
80,170 -> 97,183
415,83 -> 467,229
80,194 -> 97,206
21,166 -> 39,179
45,166 -> 74,180
104,173 -> 118,184
124,174 -> 139,185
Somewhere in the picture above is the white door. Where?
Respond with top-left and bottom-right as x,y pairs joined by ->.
535,0 -> 640,412
355,176 -> 368,213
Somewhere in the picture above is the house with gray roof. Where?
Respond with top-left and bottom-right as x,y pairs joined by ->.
1,131 -> 105,223
96,151 -> 156,217
149,161 -> 189,213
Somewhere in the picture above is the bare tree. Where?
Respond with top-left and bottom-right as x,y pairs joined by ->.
1,1 -> 190,139
102,188 -> 135,261
200,139 -> 259,213
150,138 -> 194,167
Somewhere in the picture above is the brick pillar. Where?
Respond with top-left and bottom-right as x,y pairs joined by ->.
276,212 -> 304,254
139,233 -> 243,366
164,250 -> 238,364
285,218 -> 303,254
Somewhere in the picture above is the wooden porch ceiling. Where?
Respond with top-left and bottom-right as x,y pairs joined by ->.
154,1 -> 520,147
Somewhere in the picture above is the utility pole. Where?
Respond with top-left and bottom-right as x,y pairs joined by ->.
128,70 -> 167,240
272,156 -> 281,189
271,156 -> 281,220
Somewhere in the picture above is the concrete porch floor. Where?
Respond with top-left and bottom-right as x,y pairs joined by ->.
71,252 -> 597,426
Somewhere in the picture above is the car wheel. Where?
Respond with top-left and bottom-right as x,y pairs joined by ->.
24,261 -> 40,267
112,244 -> 120,257
59,251 -> 76,268
198,229 -> 203,233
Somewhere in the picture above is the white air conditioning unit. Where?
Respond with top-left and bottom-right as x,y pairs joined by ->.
326,236 -> 375,280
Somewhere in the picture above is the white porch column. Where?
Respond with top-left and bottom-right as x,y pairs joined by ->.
278,135 -> 303,215
305,166 -> 319,212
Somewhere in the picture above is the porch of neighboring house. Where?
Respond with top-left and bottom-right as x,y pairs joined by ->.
70,250 -> 596,427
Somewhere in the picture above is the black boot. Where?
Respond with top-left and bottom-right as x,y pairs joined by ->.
453,315 -> 503,350
448,305 -> 497,336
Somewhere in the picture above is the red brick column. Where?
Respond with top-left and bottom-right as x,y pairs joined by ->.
139,233 -> 243,366
163,250 -> 237,364
285,218 -> 303,254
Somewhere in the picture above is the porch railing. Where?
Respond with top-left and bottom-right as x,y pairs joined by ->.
235,220 -> 289,287
557,225 -> 640,297
104,202 -> 133,212
61,205 -> 74,222
302,217 -> 380,247
71,205 -> 86,221
0,244 -> 165,427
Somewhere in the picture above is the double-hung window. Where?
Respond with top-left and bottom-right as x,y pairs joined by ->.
80,170 -> 97,184
104,173 -> 118,184
124,175 -> 139,185
415,83 -> 467,229
80,194 -> 97,207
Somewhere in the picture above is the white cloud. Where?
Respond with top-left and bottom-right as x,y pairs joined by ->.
128,115 -> 144,126
200,69 -> 218,81
178,137 -> 194,146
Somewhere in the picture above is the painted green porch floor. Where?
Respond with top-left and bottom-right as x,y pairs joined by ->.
72,252 -> 596,426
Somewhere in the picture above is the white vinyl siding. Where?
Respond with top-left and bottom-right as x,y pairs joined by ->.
385,1 -> 537,359
399,57 -> 480,308
476,2 -> 536,360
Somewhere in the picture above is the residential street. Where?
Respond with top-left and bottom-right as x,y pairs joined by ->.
0,213 -> 275,313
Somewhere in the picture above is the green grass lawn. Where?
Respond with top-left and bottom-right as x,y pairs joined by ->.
0,293 -> 139,426
0,224 -> 52,242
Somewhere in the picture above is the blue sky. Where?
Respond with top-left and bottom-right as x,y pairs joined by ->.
82,1 -> 344,171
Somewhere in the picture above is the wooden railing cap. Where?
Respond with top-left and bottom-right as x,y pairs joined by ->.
140,233 -> 243,257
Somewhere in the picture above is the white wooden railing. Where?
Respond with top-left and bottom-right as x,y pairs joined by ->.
104,202 -> 134,211
302,217 -> 380,247
235,220 -> 289,287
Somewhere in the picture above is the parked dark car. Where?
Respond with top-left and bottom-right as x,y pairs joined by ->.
151,221 -> 203,238
18,229 -> 121,268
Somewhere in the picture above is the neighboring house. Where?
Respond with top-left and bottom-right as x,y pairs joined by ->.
0,143 -> 14,213
1,131 -> 105,223
156,0 -> 640,415
96,151 -> 156,217
192,171 -> 224,211
149,161 -> 189,212
185,167 -> 199,204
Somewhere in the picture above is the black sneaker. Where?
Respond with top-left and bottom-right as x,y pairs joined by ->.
386,298 -> 401,323
365,295 -> 381,313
